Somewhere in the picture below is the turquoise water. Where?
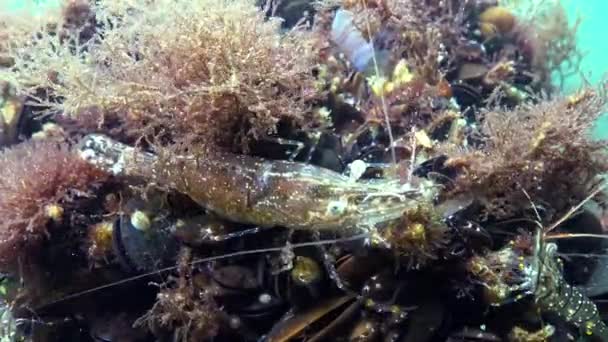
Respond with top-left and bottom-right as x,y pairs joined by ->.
560,0 -> 608,93
2,0 -> 608,135
558,0 -> 608,138
0,0 -> 60,14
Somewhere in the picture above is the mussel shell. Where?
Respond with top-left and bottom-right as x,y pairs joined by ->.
413,155 -> 449,179
211,265 -> 260,292
218,290 -> 286,333
446,327 -> 500,341
112,212 -> 179,273
0,84 -> 24,147
361,272 -> 398,303
264,295 -> 357,342
401,299 -> 446,342
454,40 -> 487,62
236,294 -> 285,318
450,82 -> 483,109
348,319 -> 379,341
258,0 -> 315,29
209,259 -> 287,327
457,63 -> 489,81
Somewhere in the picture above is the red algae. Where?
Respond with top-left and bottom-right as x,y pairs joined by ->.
0,0 -> 323,152
0,140 -> 108,272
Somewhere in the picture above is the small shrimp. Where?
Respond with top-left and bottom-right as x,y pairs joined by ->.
77,134 -> 429,233
473,229 -> 608,340
532,242 -> 608,340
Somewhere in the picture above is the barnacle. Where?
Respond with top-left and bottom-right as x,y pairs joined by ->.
44,204 -> 64,222
31,122 -> 66,141
368,59 -> 416,97
130,210 -> 151,232
291,256 -> 322,286
87,220 -> 114,261
379,204 -> 447,269
414,129 -> 434,149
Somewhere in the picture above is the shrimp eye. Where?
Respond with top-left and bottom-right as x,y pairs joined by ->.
326,199 -> 347,217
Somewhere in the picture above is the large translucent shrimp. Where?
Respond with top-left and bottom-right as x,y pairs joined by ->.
77,134 -> 432,233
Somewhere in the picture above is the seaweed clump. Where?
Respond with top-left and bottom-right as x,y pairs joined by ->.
446,90 -> 608,221
1,0 -> 323,151
0,140 -> 108,272
136,250 -> 221,341
0,0 -> 96,67
511,0 -> 584,88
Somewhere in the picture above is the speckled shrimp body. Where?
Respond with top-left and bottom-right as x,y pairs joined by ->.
77,134 -> 427,232
469,231 -> 608,340
533,243 -> 608,340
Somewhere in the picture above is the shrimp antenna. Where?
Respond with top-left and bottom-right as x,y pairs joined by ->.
360,0 -> 397,166
520,186 -> 543,230
545,181 -> 607,234
34,232 -> 370,311
520,182 -> 607,296
520,186 -> 545,291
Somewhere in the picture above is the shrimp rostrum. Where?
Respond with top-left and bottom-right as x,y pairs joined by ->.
77,134 -> 431,233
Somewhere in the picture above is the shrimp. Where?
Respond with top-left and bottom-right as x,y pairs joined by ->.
533,241 -> 608,340
530,186 -> 608,340
77,134 -> 430,233
470,228 -> 608,340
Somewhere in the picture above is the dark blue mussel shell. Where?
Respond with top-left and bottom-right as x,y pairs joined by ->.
112,198 -> 180,273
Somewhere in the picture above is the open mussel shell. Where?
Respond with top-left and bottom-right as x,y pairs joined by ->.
112,198 -> 180,273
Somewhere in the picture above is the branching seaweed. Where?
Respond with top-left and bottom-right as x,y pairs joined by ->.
0,140 -> 108,272
449,87 -> 608,221
1,0 -> 323,151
